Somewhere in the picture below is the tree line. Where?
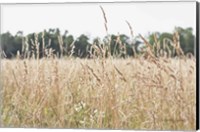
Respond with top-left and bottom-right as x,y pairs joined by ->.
0,27 -> 195,59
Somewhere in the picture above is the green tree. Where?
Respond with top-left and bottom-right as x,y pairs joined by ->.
1,32 -> 22,58
73,34 -> 90,58
175,27 -> 195,55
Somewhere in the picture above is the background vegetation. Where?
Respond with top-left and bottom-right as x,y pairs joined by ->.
0,26 -> 195,59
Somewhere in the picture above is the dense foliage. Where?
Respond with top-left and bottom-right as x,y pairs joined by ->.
0,27 -> 195,59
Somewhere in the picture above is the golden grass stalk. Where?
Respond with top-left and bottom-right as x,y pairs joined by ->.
126,20 -> 138,58
86,64 -> 101,83
139,34 -> 153,50
139,34 -> 156,59
173,31 -> 184,56
100,6 -> 108,34
42,31 -> 45,57
113,65 -> 127,82
125,20 -> 134,38
34,33 -> 40,60
58,35 -> 64,57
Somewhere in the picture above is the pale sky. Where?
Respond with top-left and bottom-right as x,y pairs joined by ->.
0,2 -> 196,40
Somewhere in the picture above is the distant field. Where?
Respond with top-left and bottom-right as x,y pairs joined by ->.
1,58 -> 196,130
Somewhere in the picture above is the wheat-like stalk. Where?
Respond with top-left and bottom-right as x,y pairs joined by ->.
42,31 -> 45,57
58,35 -> 64,58
125,20 -> 134,39
100,6 -> 108,34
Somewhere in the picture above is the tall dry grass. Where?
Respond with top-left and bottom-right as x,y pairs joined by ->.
1,57 -> 196,130
0,5 -> 196,130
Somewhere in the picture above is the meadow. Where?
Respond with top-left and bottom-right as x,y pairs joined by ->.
0,6 -> 196,130
1,56 -> 196,130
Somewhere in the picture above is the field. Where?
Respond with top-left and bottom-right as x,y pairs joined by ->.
1,57 -> 196,130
